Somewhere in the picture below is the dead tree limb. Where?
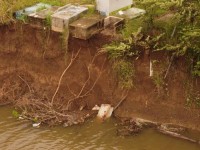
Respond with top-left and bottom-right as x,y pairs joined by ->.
51,48 -> 81,105
18,75 -> 32,93
66,57 -> 106,110
114,90 -> 129,111
164,55 -> 174,79
158,128 -> 197,144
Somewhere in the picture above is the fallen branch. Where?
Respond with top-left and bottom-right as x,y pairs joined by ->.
158,128 -> 198,144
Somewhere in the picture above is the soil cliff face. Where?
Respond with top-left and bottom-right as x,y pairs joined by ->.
0,24 -> 200,130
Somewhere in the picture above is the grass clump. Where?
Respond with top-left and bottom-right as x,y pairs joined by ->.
113,60 -> 134,89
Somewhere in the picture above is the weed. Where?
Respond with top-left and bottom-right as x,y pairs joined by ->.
113,60 -> 134,89
186,91 -> 200,108
103,42 -> 131,60
18,14 -> 28,23
12,110 -> 20,118
122,18 -> 144,38
152,72 -> 165,93
44,13 -> 52,27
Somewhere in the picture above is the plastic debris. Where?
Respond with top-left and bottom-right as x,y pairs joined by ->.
18,116 -> 24,120
97,104 -> 113,120
32,122 -> 41,128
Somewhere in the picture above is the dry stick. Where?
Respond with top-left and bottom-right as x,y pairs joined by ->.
65,51 -> 97,99
66,58 -> 106,109
65,65 -> 91,110
18,75 -> 32,93
81,58 -> 106,97
171,25 -> 177,39
78,61 -> 105,99
113,90 -> 129,111
164,55 -> 174,79
51,49 -> 81,105
76,54 -> 98,97
66,83 -> 77,97
158,129 -> 198,144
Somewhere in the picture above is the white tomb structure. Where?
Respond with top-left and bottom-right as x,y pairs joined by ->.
96,0 -> 133,16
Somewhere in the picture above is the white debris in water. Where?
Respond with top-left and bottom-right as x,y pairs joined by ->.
97,104 -> 113,120
32,122 -> 41,128
18,116 -> 24,120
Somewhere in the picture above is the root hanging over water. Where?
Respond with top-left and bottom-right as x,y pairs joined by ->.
0,50 -> 105,126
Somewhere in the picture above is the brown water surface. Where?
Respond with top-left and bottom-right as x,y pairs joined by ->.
0,107 -> 199,150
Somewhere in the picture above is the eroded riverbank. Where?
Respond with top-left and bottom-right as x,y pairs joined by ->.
0,23 -> 200,130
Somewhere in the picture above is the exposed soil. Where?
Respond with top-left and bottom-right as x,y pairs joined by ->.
0,23 -> 200,130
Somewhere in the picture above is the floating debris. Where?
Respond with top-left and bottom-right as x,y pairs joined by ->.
97,104 -> 113,120
32,122 -> 41,128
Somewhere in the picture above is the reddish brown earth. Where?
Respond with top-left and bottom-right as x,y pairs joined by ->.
0,23 -> 200,130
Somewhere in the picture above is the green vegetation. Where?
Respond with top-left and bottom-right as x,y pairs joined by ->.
135,0 -> 200,77
113,60 -> 134,89
103,0 -> 200,90
186,87 -> 200,108
12,110 -> 20,118
44,13 -> 52,27
151,60 -> 167,96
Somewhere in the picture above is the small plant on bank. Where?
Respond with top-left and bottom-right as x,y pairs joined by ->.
44,13 -> 52,27
103,42 -> 131,59
113,60 -> 134,89
12,110 -> 20,118
151,60 -> 167,97
18,14 -> 28,23
186,91 -> 200,108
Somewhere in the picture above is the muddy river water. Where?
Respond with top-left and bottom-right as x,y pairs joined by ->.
0,106 -> 199,150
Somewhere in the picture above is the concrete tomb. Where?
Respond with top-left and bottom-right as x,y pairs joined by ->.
69,16 -> 104,40
51,4 -> 88,32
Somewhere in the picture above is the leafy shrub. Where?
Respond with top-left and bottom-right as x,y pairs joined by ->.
103,42 -> 131,59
